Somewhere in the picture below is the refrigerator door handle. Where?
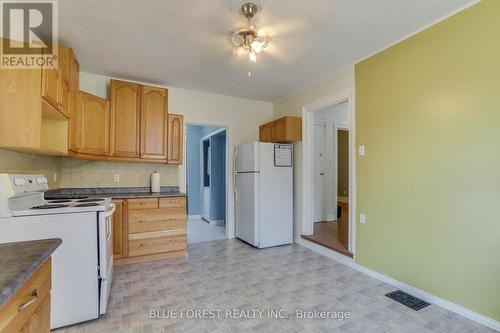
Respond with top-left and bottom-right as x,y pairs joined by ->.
233,148 -> 238,174
233,173 -> 237,201
233,148 -> 238,202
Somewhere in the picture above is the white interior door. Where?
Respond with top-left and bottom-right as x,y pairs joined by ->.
313,123 -> 326,222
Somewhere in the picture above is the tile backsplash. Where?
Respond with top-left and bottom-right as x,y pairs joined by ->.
0,149 -> 61,188
58,157 -> 179,188
0,149 -> 179,189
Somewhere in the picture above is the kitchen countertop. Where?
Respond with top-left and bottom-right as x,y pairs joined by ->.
0,238 -> 61,307
45,187 -> 186,200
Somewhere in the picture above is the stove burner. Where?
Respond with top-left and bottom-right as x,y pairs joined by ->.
76,198 -> 104,203
31,204 -> 69,209
75,203 -> 100,207
47,200 -> 72,203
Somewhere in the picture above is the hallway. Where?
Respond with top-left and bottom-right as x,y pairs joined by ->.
187,217 -> 225,244
302,201 -> 352,258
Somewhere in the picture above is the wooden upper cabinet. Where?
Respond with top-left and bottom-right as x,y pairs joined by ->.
68,49 -> 80,152
58,46 -> 70,84
167,114 -> 184,164
110,80 -> 141,158
140,85 -> 168,160
77,91 -> 110,156
58,46 -> 71,118
259,116 -> 302,143
41,66 -> 59,111
259,123 -> 273,142
41,46 -> 71,118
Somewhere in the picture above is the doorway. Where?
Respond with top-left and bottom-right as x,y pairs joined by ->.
186,125 -> 227,244
313,122 -> 326,222
301,90 -> 355,258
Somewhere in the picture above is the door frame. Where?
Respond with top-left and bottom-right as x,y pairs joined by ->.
333,123 -> 350,221
313,120 -> 327,223
301,88 -> 356,255
199,127 -> 227,225
181,123 -> 229,240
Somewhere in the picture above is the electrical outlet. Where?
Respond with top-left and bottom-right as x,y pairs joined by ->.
358,145 -> 366,156
359,213 -> 366,225
113,174 -> 120,183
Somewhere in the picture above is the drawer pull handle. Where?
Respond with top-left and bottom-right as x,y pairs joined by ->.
18,289 -> 39,312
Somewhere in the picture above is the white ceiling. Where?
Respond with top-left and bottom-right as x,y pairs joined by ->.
59,0 -> 477,102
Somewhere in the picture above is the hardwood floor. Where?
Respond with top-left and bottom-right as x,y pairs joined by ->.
302,201 -> 353,258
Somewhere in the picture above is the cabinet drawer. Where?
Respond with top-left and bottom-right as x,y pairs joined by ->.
159,197 -> 186,209
0,258 -> 51,333
127,198 -> 158,210
129,209 -> 186,233
128,235 -> 187,257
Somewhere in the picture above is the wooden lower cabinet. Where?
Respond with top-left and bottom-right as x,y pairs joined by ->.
129,235 -> 186,257
0,259 -> 52,333
113,196 -> 187,266
112,199 -> 127,259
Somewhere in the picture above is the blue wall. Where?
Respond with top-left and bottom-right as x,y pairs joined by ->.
186,125 -> 224,216
186,125 -> 203,215
209,131 -> 226,222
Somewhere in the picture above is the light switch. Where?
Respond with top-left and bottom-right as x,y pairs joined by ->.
358,145 -> 366,156
359,213 -> 366,224
113,174 -> 120,182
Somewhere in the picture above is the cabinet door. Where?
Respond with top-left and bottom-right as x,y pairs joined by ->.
112,200 -> 128,258
110,80 -> 141,158
271,118 -> 287,142
19,295 -> 51,333
167,114 -> 184,164
140,85 -> 168,160
259,122 -> 273,142
41,67 -> 59,110
58,46 -> 70,85
78,91 -> 110,156
59,78 -> 70,118
68,50 -> 80,152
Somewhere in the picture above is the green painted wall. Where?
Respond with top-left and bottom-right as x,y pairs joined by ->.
355,0 -> 500,321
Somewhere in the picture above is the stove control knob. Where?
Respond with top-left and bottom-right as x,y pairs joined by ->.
13,177 -> 26,186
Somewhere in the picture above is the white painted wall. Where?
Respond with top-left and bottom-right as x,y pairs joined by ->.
273,66 -> 355,238
314,101 -> 350,220
80,72 -> 274,239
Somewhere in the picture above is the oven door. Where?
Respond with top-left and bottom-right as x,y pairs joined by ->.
98,203 -> 115,314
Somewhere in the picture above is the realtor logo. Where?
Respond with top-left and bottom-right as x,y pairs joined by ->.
1,0 -> 58,69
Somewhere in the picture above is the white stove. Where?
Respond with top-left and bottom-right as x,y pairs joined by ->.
0,173 -> 114,329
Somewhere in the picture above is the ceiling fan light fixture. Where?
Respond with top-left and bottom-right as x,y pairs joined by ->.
249,51 -> 257,63
228,1 -> 270,66
251,40 -> 262,53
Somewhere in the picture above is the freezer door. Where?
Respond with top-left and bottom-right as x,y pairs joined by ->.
234,142 -> 259,173
235,172 -> 260,246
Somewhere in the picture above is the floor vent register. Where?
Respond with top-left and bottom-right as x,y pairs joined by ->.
385,290 -> 430,311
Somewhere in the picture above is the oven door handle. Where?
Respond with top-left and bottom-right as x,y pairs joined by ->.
103,203 -> 116,218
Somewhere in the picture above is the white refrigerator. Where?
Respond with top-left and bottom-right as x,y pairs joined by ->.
234,142 -> 293,248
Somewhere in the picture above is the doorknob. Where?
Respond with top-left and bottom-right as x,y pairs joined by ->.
320,173 -> 325,176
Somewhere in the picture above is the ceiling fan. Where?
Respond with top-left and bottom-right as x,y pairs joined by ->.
228,2 -> 271,64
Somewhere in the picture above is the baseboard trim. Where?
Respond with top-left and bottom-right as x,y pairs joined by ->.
326,214 -> 336,221
188,215 -> 202,219
294,237 -> 500,332
209,220 -> 225,226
